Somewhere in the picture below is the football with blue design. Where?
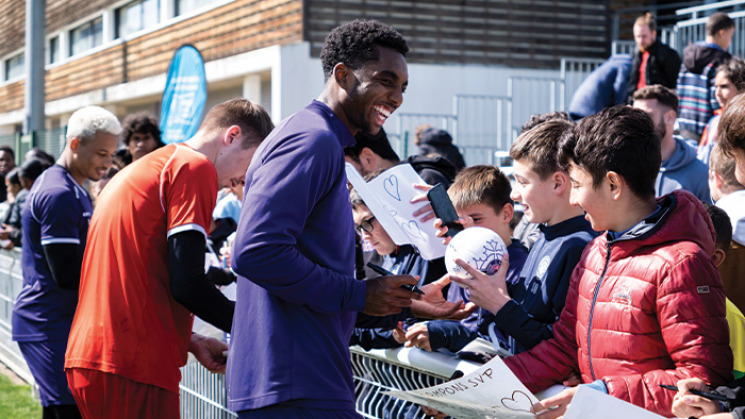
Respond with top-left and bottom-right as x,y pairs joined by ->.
444,226 -> 506,276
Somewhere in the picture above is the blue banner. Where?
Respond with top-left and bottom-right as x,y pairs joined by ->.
160,44 -> 207,143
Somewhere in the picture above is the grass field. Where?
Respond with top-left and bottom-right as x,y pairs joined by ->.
0,372 -> 40,418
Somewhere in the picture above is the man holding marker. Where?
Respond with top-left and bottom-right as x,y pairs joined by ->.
228,19 -> 471,418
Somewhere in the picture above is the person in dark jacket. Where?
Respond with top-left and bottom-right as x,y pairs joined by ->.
345,128 -> 456,187
625,13 -> 681,103
415,126 -> 466,171
677,12 -> 735,141
0,146 -> 16,203
569,54 -> 632,119
0,158 -> 50,248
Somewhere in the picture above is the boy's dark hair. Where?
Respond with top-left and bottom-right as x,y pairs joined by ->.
633,84 -> 679,114
634,12 -> 656,33
705,203 -> 733,252
320,19 -> 409,81
19,158 -> 50,184
717,57 -> 745,91
710,142 -> 744,189
345,128 -> 400,163
198,98 -> 274,149
0,146 -> 15,159
510,118 -> 575,180
121,112 -> 163,147
558,106 -> 660,200
717,92 -> 745,154
448,165 -> 512,213
5,167 -> 21,187
707,12 -> 735,37
520,111 -> 573,134
25,147 -> 54,165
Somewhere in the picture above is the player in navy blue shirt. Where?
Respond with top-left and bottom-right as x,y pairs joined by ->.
228,20 -> 471,419
12,106 -> 120,418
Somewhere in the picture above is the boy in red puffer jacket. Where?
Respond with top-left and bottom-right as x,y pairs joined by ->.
452,106 -> 733,418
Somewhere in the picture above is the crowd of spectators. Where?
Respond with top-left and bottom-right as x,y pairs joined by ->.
3,12 -> 745,419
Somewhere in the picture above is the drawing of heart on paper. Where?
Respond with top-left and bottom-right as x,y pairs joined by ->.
500,390 -> 534,413
383,175 -> 401,201
402,220 -> 426,241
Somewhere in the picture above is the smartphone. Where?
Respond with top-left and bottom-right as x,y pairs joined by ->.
426,183 -> 464,237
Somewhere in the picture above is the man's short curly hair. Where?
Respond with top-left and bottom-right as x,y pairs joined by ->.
320,19 -> 409,81
121,112 -> 162,147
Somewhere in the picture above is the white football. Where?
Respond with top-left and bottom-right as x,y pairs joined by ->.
444,226 -> 507,276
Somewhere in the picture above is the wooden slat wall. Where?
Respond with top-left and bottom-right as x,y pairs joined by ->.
0,0 -> 112,59
304,0 -> 611,69
0,0 -> 302,115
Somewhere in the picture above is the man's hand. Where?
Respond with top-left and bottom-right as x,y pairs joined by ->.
672,378 -> 722,418
403,322 -> 432,351
188,333 -> 228,374
449,255 -> 511,314
530,386 -> 579,419
410,277 -> 476,320
363,275 -> 420,317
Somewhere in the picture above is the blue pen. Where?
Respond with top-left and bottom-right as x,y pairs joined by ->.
366,262 -> 425,295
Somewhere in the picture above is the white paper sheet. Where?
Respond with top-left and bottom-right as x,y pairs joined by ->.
346,163 -> 447,260
384,355 -> 537,419
563,386 -> 668,419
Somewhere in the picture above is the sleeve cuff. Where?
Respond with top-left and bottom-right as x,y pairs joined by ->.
581,379 -> 608,394
348,278 -> 368,312
493,299 -> 520,322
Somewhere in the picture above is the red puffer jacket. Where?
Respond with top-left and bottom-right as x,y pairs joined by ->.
505,190 -> 733,416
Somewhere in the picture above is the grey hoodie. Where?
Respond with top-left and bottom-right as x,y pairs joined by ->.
656,136 -> 711,203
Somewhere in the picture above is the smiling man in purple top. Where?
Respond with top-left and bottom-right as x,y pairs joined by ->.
228,19 -> 468,418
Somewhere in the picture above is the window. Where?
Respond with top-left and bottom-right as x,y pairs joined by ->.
176,0 -> 218,16
48,36 -> 59,64
70,17 -> 103,56
115,0 -> 159,39
5,53 -> 24,81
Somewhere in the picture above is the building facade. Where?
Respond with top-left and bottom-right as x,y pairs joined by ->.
0,0 -> 637,162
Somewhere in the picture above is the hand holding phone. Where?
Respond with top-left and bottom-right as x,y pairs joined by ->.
426,183 -> 463,238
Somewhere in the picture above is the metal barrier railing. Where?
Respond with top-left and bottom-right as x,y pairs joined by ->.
0,247 -> 485,418
0,248 -> 33,385
351,345 -> 482,419
179,360 -> 237,418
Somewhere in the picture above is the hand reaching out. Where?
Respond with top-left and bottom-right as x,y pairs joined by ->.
403,322 -> 432,351
188,333 -> 228,374
410,276 -> 476,320
448,255 -> 511,314
363,275 -> 420,317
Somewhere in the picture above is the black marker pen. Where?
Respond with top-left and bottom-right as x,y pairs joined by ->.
366,262 -> 425,295
658,384 -> 729,402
